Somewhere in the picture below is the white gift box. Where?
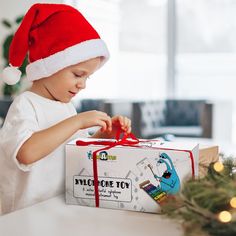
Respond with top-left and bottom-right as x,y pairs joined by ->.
66,138 -> 198,213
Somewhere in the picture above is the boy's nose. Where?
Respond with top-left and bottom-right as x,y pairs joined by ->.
76,78 -> 86,90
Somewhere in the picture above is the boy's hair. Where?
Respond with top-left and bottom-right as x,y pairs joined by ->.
2,3 -> 109,85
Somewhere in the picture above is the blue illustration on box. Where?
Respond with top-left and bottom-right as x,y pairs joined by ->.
139,152 -> 180,204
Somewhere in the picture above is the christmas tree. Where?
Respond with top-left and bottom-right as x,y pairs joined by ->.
161,156 -> 236,236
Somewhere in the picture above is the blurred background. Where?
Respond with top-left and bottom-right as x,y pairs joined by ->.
1,0 -> 236,149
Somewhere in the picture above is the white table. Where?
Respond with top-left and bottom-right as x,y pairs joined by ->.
0,195 -> 183,236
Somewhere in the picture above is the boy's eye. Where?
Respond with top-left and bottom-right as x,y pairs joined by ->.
73,73 -> 90,80
74,73 -> 83,78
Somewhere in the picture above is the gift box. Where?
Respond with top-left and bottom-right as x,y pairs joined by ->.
65,136 -> 198,213
199,145 -> 219,178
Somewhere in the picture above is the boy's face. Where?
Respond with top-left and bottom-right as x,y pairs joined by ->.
35,57 -> 101,103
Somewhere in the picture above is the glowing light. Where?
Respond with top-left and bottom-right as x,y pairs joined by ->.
218,211 -> 232,223
230,197 -> 236,208
213,162 -> 224,172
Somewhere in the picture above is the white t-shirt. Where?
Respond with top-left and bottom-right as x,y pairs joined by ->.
0,91 -> 88,214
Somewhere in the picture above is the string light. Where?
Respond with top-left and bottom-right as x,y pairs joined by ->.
230,197 -> 236,208
213,162 -> 224,172
218,211 -> 232,223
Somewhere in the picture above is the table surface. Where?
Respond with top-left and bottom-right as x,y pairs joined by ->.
0,195 -> 183,236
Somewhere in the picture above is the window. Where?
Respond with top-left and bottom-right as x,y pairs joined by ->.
64,0 -> 168,100
176,0 -> 236,100
118,0 -> 168,99
176,0 -> 236,142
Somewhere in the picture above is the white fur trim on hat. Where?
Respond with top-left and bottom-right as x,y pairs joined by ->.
2,66 -> 22,85
26,39 -> 109,81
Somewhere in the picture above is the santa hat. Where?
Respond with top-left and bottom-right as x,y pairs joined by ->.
2,3 -> 110,85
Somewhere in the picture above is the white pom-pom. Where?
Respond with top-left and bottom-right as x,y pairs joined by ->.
2,66 -> 22,85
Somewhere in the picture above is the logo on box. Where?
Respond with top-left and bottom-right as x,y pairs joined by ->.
87,150 -> 117,161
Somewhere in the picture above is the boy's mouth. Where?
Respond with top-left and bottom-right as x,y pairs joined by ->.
69,91 -> 77,96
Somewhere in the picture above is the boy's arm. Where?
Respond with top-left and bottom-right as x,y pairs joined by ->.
17,111 -> 111,165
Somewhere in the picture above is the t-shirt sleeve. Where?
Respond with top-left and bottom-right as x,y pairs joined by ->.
0,96 -> 40,172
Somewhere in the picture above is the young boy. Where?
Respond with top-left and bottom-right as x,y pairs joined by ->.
0,3 -> 131,214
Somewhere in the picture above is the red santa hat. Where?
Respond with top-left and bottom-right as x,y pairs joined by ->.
2,3 -> 110,85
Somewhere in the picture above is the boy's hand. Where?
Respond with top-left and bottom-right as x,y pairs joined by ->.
77,110 -> 112,132
111,115 -> 131,134
92,115 -> 132,139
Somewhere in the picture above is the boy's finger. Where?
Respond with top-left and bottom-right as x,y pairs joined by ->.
121,117 -> 130,129
113,115 -> 124,126
127,119 -> 131,128
127,126 -> 132,133
119,116 -> 124,125
101,116 -> 112,132
106,120 -> 112,132
97,120 -> 107,132
107,116 -> 112,131
124,117 -> 130,126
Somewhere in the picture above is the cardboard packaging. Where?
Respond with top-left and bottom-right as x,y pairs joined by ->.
199,145 -> 219,178
66,138 -> 198,213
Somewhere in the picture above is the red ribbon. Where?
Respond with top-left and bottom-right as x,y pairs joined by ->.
76,130 -> 139,207
76,131 -> 195,207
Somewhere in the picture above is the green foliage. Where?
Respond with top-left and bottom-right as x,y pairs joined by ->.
161,157 -> 236,236
2,19 -> 12,28
1,15 -> 27,97
15,16 -> 24,24
3,34 -> 13,60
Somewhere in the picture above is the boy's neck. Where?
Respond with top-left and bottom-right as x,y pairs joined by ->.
29,82 -> 54,101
